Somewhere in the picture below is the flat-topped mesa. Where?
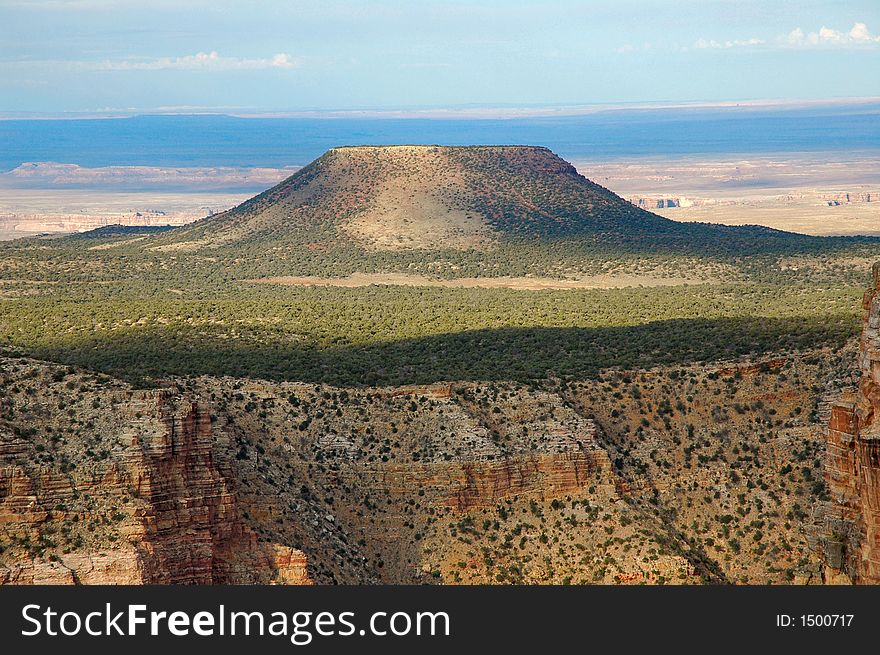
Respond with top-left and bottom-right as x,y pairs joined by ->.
142,142 -> 823,268
821,262 -> 880,584
329,144 -> 553,153
327,144 -> 556,156
325,143 -> 569,166
149,143 -> 698,254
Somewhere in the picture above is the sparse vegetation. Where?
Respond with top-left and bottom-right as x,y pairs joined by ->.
0,146 -> 870,585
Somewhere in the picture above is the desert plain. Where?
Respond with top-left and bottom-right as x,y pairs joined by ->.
578,153 -> 879,236
0,153 -> 876,244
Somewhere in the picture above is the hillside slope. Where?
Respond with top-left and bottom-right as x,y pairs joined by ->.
142,145 -> 848,278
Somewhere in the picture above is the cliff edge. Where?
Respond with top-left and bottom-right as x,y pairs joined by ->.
821,262 -> 880,584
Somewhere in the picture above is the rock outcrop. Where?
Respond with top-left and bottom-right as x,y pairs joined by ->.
820,192 -> 876,206
350,442 -> 614,512
820,263 -> 880,584
629,196 -> 686,209
0,389 -> 311,585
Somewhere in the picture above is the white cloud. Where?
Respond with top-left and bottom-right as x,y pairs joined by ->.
849,22 -> 873,41
271,53 -> 298,68
0,51 -> 302,72
88,51 -> 301,71
786,27 -> 805,46
784,22 -> 880,48
687,21 -> 879,53
693,37 -> 765,50
0,0 -> 213,9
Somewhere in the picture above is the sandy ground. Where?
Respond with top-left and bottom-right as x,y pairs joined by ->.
575,154 -> 879,236
338,146 -> 494,251
0,188 -> 251,240
248,272 -> 712,290
652,200 -> 879,236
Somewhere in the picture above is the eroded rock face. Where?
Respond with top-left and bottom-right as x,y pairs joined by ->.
821,263 -> 880,584
0,390 -> 311,585
4,350 -> 836,585
1,365 -> 674,584
351,446 -> 613,512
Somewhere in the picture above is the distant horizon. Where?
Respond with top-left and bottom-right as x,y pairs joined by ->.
1,101 -> 877,172
2,95 -> 879,121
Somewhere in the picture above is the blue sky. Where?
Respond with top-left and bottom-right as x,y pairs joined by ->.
1,0 -> 879,114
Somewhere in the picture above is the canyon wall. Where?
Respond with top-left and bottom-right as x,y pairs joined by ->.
2,349 -> 836,585
0,370 -> 622,585
820,263 -> 880,584
0,389 -> 311,585
342,443 -> 615,512
628,196 -> 685,209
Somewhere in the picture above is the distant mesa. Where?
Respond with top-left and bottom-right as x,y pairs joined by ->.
140,144 -> 860,264
0,161 -> 296,191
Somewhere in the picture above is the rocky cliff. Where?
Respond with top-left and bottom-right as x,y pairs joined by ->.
820,263 -> 880,584
0,386 -> 311,585
819,192 -> 876,206
0,361 -> 705,584
1,345 -> 846,585
628,196 -> 686,209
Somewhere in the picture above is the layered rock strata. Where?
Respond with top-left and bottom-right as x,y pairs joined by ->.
0,390 -> 311,585
820,263 -> 880,584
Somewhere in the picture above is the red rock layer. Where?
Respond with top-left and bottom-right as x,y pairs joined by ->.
345,447 -> 614,511
0,390 -> 311,585
821,264 -> 880,584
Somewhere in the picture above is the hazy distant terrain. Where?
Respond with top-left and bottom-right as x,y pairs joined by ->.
0,188 -> 253,241
2,105 -> 878,170
0,164 -> 294,240
2,151 -> 876,242
582,154 -> 879,236
1,106 -> 876,241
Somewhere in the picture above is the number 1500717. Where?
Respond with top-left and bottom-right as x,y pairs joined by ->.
776,614 -> 854,627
